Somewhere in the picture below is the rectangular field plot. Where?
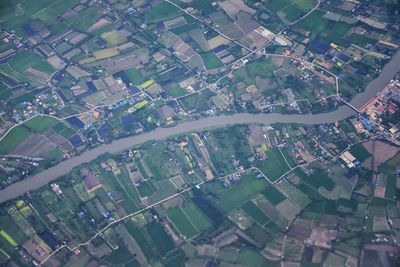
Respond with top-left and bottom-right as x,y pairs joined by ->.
0,126 -> 30,154
256,148 -> 291,181
181,202 -> 212,232
167,206 -> 198,239
218,174 -> 269,213
241,200 -> 270,225
275,180 -> 312,209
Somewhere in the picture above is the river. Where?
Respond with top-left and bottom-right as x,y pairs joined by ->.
0,51 -> 399,203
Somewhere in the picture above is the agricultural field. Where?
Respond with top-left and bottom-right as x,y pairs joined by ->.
296,10 -> 353,44
0,0 -> 399,266
0,127 -> 30,154
8,51 -> 54,74
200,52 -> 224,69
145,2 -> 181,23
167,206 -> 199,239
257,148 -> 291,181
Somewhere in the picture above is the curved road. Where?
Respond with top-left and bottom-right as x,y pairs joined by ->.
0,51 -> 399,203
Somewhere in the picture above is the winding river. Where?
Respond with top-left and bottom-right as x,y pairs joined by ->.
0,51 -> 399,203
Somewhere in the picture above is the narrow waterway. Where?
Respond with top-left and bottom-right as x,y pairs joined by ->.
0,51 -> 399,203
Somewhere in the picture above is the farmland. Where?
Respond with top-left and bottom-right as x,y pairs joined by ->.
257,148 -> 291,181
0,127 -> 30,154
0,0 -> 399,266
1,120 -> 400,266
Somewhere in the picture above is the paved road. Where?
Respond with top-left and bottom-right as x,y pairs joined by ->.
0,51 -> 399,203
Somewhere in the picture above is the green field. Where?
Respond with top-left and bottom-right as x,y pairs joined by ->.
257,148 -> 291,181
297,10 -> 352,44
289,0 -> 316,11
124,221 -> 155,260
0,211 -> 27,247
218,174 -> 269,213
0,85 -> 12,101
200,52 -> 224,69
181,202 -> 212,232
64,6 -> 101,31
268,0 -> 315,23
262,185 -> 286,205
52,122 -> 75,138
348,34 -> 378,46
167,86 -> 187,97
145,2 -> 181,23
192,0 -> 215,15
167,206 -> 198,239
178,88 -> 215,113
125,68 -> 144,85
171,23 -> 199,35
146,222 -> 174,255
104,246 -> 133,264
0,126 -> 30,154
295,168 -> 335,191
8,51 -> 54,73
137,180 -> 155,197
349,143 -> 370,163
241,200 -> 270,225
24,116 -> 59,133
237,248 -> 268,267
31,0 -> 81,22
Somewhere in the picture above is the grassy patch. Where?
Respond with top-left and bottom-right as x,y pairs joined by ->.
124,221 -> 155,260
181,202 -> 212,232
0,126 -> 30,154
146,222 -> 174,255
9,51 -> 54,73
200,52 -> 223,69
104,246 -> 133,264
145,2 -> 181,23
167,86 -> 186,97
64,6 -> 101,31
218,174 -> 269,213
0,86 -> 12,101
178,88 -> 215,113
241,201 -> 270,225
125,68 -> 144,85
192,0 -> 215,15
257,148 -> 291,181
295,168 -> 335,191
262,186 -> 286,205
167,206 -> 198,239
137,180 -> 155,197
297,10 -> 352,44
24,116 -> 58,133
349,143 -> 370,162
237,248 -> 268,267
